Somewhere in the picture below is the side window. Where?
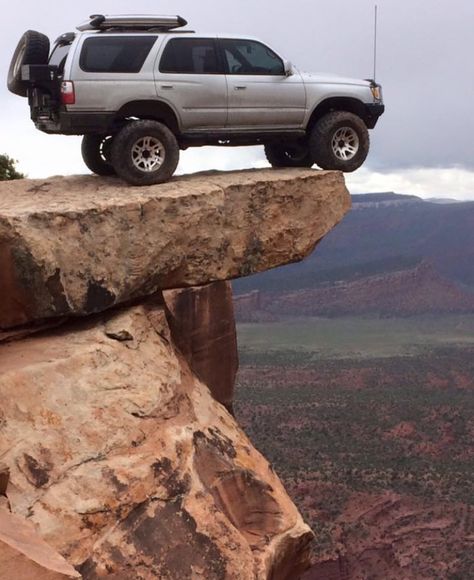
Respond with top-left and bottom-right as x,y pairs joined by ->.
49,44 -> 71,75
80,36 -> 157,73
160,38 -> 220,74
49,44 -> 71,67
221,39 -> 284,75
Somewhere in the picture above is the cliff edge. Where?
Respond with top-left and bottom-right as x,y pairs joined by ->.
0,169 -> 348,330
0,169 -> 350,579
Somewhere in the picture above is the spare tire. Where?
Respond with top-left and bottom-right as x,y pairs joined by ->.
7,30 -> 50,97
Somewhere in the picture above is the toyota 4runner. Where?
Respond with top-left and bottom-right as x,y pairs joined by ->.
7,14 -> 385,185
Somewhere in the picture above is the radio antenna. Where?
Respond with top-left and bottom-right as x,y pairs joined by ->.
373,4 -> 378,81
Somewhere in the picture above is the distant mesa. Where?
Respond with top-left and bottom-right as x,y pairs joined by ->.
351,191 -> 424,209
234,191 -> 474,299
234,260 -> 474,321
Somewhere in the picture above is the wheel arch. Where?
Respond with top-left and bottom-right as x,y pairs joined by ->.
114,100 -> 181,135
307,97 -> 368,132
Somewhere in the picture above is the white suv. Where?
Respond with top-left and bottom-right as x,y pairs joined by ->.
8,14 -> 385,185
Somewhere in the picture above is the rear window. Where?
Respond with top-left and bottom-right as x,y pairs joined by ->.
80,36 -> 157,73
159,38 -> 221,74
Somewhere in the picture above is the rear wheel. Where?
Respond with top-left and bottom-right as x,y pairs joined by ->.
7,30 -> 50,97
111,120 -> 179,186
264,142 -> 314,168
81,135 -> 116,176
309,111 -> 369,172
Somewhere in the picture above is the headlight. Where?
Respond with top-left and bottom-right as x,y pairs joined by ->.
371,85 -> 382,101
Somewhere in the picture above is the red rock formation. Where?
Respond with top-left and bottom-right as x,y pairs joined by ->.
0,169 -> 353,577
0,300 -> 313,578
332,492 -> 470,579
163,281 -> 238,412
234,261 -> 474,319
233,289 -> 277,322
302,557 -> 349,580
0,507 -> 80,579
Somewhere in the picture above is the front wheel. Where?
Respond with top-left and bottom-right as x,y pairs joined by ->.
309,111 -> 369,172
81,135 -> 116,176
111,120 -> 179,186
264,142 -> 314,168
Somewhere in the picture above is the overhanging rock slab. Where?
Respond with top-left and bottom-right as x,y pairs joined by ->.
0,169 -> 350,329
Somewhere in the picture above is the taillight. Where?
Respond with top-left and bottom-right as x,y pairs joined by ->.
60,81 -> 75,105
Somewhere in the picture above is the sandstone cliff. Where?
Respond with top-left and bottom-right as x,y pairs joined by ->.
164,282 -> 238,413
0,169 -> 348,329
0,302 -> 313,578
0,169 -> 351,578
0,502 -> 80,579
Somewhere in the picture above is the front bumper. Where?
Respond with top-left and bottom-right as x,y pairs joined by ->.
364,103 -> 385,129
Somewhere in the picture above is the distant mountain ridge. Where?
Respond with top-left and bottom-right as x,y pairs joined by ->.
425,197 -> 464,204
233,192 -> 474,316
351,192 -> 423,208
234,261 -> 474,320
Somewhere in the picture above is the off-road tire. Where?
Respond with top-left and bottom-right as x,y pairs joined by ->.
7,30 -> 50,97
264,143 -> 314,168
310,111 -> 369,172
111,120 -> 179,186
81,135 -> 116,176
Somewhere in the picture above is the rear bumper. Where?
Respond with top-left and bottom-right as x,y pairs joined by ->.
364,103 -> 385,129
35,111 -> 116,135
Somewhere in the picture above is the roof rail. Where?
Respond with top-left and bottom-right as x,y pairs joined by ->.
77,14 -> 188,32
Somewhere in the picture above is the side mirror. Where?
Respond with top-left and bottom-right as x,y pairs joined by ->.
284,60 -> 294,76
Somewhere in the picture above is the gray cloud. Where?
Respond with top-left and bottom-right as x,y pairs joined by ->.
1,0 -> 473,175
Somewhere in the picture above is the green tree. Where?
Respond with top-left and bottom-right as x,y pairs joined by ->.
0,154 -> 25,181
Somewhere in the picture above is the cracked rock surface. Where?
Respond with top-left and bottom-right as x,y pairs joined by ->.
0,169 -> 350,329
0,299 -> 313,578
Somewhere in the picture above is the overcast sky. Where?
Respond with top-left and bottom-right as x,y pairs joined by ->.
1,0 -> 473,199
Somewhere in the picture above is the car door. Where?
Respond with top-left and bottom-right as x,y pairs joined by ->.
155,36 -> 228,130
219,38 -> 306,129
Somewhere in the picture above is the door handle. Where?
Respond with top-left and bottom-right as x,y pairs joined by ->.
234,85 -> 247,90
161,85 -> 174,90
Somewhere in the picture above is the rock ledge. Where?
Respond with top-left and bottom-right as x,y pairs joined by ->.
0,169 -> 350,329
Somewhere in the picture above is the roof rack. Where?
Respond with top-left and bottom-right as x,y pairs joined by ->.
77,14 -> 188,32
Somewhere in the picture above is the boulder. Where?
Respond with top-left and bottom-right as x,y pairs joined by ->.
0,507 -> 80,579
163,281 -> 238,412
0,299 -> 313,578
0,169 -> 350,329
